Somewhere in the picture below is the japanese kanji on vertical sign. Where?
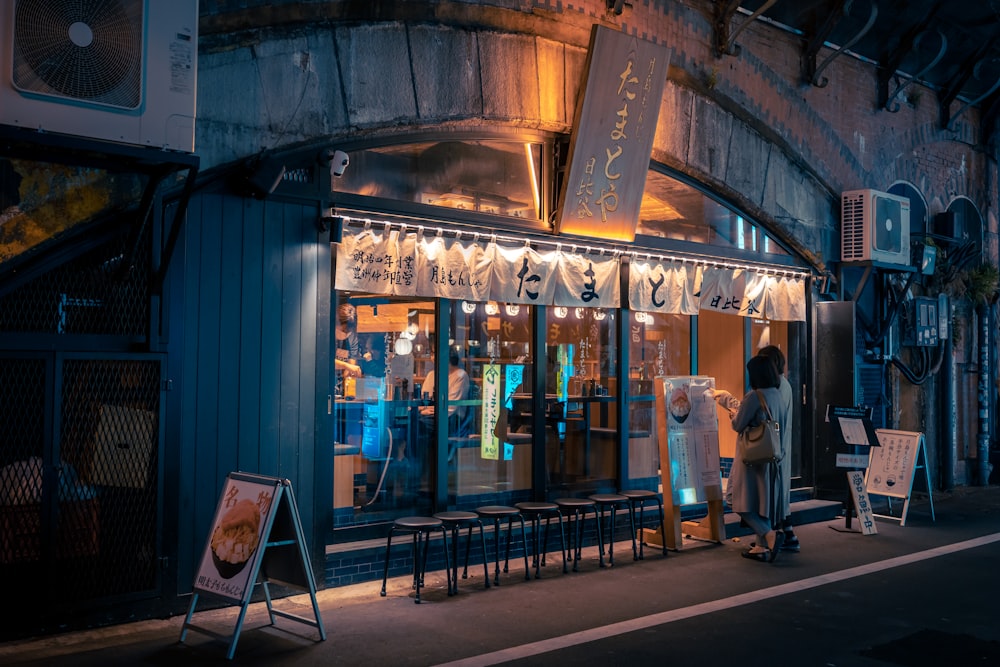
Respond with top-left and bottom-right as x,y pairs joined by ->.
865,429 -> 935,527
652,376 -> 724,550
846,469 -> 878,535
180,472 -> 326,660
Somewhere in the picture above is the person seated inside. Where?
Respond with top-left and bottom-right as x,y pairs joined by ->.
419,352 -> 470,437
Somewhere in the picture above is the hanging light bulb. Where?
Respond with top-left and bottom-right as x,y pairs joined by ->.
461,301 -> 477,314
484,302 -> 500,315
505,304 -> 520,316
394,337 -> 413,355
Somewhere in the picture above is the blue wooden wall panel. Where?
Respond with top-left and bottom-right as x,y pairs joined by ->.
172,192 -> 326,594
193,193 -> 225,569
238,198 -> 266,471
278,204 -> 304,481
176,195 -> 204,592
217,196 -> 245,474
293,205 -> 319,533
259,202 -> 284,476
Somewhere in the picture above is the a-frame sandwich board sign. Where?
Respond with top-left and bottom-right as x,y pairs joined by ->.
865,429 -> 935,527
180,472 -> 326,660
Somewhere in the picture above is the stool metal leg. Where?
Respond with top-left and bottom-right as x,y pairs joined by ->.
638,503 -> 646,559
477,521 -> 490,587
448,525 -> 459,596
439,525 -> 452,598
489,518 -> 502,586
518,515 -> 530,580
527,513 -> 542,578
656,498 -> 668,556
554,513 -> 568,573
627,502 -> 639,561
570,510 -> 581,571
413,530 -> 424,603
606,505 -> 617,566
380,527 -> 396,597
593,507 -> 605,568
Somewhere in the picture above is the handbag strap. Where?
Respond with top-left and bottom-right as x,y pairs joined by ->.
753,389 -> 774,422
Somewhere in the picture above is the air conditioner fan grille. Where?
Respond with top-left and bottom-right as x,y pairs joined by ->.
12,0 -> 143,109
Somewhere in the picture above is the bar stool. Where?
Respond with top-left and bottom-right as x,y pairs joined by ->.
553,497 -> 604,571
619,489 -> 668,559
379,516 -> 450,604
475,505 -> 530,586
588,493 -> 630,566
432,511 -> 490,595
514,501 -> 567,577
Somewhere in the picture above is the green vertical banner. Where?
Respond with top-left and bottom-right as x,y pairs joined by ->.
481,363 -> 501,460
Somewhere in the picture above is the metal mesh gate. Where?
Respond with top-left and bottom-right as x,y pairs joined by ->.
0,355 -> 163,607
0,223 -> 163,628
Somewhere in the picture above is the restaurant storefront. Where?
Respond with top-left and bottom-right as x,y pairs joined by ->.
327,134 -> 812,543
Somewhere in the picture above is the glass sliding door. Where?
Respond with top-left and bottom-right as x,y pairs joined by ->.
542,306 -> 619,495
625,311 -> 691,490
446,300 -> 533,509
332,294 -> 435,534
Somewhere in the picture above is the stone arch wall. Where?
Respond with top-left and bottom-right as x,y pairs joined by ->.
196,1 -> 996,269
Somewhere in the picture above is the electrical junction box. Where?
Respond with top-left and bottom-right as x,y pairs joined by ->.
902,296 -> 939,347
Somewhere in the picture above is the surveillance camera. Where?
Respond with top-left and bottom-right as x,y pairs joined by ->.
329,150 -> 349,177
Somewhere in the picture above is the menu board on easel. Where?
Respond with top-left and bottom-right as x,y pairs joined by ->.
653,376 -> 724,550
865,429 -> 935,527
181,472 -> 325,660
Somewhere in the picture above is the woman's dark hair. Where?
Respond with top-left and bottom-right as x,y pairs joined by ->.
758,344 -> 786,375
747,354 -> 780,390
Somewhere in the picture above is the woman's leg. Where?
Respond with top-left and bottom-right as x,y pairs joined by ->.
739,511 -> 771,546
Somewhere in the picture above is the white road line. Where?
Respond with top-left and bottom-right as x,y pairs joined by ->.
433,532 -> 1000,667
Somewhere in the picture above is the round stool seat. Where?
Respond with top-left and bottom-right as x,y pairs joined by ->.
515,501 -> 559,512
394,516 -> 444,530
589,493 -> 628,504
553,497 -> 596,508
476,504 -> 520,517
433,510 -> 480,523
620,489 -> 657,500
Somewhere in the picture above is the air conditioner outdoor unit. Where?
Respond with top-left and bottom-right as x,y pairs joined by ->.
841,188 -> 911,266
0,0 -> 198,153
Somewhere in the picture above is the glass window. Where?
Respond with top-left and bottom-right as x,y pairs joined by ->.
0,157 -> 145,266
447,300 -> 533,509
542,306 -> 618,494
626,311 -> 691,488
335,140 -> 543,221
636,170 -> 790,258
332,295 -> 435,531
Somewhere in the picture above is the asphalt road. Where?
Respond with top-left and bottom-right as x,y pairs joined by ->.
3,486 -> 999,667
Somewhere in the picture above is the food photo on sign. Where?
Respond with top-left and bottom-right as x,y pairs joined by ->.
211,498 -> 262,579
194,477 -> 276,602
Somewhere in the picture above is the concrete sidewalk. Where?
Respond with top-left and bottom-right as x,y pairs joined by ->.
2,486 -> 996,666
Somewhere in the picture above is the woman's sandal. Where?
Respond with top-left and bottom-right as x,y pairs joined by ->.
741,547 -> 769,562
766,531 -> 785,563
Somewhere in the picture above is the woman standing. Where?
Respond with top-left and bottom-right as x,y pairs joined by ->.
728,354 -> 788,563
